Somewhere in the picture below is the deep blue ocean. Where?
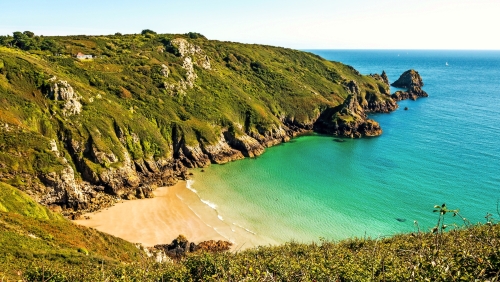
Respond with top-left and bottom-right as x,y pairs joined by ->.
187,50 -> 500,247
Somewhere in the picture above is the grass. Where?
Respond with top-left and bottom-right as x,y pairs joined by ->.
0,31 -> 394,199
0,182 -> 146,280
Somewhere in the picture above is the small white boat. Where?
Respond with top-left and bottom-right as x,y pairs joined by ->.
445,62 -> 449,66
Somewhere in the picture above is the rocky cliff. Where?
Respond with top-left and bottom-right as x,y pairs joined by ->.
391,69 -> 429,101
314,93 -> 382,138
0,33 -> 428,216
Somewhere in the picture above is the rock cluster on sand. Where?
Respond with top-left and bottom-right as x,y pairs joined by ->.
154,235 -> 233,259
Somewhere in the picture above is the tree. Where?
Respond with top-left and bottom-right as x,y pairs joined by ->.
185,32 -> 206,39
40,38 -> 62,54
23,31 -> 35,38
13,31 -> 31,50
141,29 -> 157,35
0,35 -> 13,47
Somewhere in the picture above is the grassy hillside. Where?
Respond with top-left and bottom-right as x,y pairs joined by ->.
0,31 -> 397,214
0,181 -> 153,280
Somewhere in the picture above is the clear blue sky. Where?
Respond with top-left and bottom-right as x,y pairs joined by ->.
1,0 -> 498,49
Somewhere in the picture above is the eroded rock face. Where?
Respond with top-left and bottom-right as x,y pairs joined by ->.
163,38 -> 212,95
98,151 -> 140,195
224,132 -> 265,158
47,77 -> 82,116
38,140 -> 116,213
169,38 -> 211,70
345,80 -> 361,96
369,70 -> 390,94
202,133 -> 245,164
182,57 -> 197,88
314,94 -> 382,138
391,69 -> 428,101
180,143 -> 212,168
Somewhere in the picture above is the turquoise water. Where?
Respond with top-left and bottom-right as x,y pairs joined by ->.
189,50 -> 500,245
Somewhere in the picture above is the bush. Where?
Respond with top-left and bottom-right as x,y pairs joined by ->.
141,29 -> 157,35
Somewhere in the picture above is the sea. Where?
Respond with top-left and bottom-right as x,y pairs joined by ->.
184,50 -> 500,246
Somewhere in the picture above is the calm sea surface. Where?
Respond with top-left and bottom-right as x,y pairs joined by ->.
188,50 -> 500,245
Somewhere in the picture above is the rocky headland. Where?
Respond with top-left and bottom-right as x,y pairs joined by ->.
0,33 -> 428,217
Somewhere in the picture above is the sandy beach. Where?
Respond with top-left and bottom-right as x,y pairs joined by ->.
74,181 -> 272,249
74,181 -> 230,247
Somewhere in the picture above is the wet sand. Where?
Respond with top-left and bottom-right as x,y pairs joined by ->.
74,181 -> 229,247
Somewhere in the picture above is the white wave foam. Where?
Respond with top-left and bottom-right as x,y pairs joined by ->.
185,179 -> 197,193
218,215 -> 224,221
232,223 -> 256,235
201,199 -> 217,210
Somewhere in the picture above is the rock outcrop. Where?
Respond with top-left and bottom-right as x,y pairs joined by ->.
47,77 -> 82,116
163,38 -> 212,95
314,94 -> 382,138
202,134 -> 246,164
391,69 -> 428,101
369,70 -> 390,94
224,133 -> 266,158
38,139 -> 118,215
154,235 -> 232,259
364,98 -> 398,113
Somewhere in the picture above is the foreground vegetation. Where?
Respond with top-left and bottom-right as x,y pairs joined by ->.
1,182 -> 499,281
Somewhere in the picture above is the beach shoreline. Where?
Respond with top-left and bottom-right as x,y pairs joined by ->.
74,181 -> 230,247
74,180 -> 273,250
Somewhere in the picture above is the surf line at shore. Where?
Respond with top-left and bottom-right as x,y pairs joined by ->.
185,180 -> 258,236
74,180 -> 270,250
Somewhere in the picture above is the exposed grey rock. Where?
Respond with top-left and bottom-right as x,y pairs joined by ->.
224,132 -> 265,158
47,77 -> 82,116
201,133 -> 245,164
182,56 -> 197,88
161,64 -> 170,77
169,38 -> 211,70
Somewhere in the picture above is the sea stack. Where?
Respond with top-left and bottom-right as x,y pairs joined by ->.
391,69 -> 429,101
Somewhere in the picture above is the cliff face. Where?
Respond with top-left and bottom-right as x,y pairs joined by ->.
0,34 -> 428,215
314,94 -> 382,138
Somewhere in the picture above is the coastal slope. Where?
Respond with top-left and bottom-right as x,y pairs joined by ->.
0,31 -> 423,214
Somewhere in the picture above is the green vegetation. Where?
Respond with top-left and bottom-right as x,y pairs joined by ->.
0,182 -> 147,280
1,189 -> 498,281
0,30 -> 393,201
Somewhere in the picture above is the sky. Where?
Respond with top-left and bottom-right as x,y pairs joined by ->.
1,0 -> 499,49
